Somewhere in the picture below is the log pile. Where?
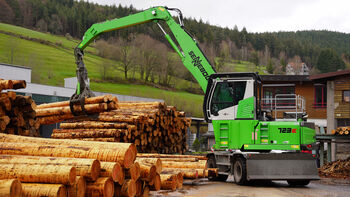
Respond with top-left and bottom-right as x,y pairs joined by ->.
35,95 -> 118,125
137,153 -> 218,181
332,126 -> 350,136
51,101 -> 192,154
0,133 -> 218,196
319,157 -> 350,179
0,79 -> 40,136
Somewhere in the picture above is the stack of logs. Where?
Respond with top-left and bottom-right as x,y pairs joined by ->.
332,126 -> 350,136
51,101 -> 191,154
0,79 -> 40,136
0,133 -> 217,197
35,95 -> 118,125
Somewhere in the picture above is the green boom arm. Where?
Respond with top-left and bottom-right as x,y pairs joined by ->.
71,6 -> 216,109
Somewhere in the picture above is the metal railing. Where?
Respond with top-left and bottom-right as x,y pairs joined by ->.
261,94 -> 305,120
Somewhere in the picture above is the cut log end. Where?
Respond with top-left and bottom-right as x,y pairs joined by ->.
123,145 -> 137,169
69,167 -> 77,186
104,179 -> 114,197
0,179 -> 22,197
91,160 -> 101,181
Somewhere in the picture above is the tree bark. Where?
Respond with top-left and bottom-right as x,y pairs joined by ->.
0,155 -> 100,181
0,134 -> 136,168
0,164 -> 76,185
22,183 -> 66,197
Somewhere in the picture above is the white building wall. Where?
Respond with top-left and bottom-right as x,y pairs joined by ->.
0,63 -> 31,82
1,63 -> 163,102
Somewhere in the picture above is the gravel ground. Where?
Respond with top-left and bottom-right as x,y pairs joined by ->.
150,176 -> 350,197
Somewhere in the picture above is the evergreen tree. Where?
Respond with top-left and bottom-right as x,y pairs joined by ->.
316,48 -> 346,73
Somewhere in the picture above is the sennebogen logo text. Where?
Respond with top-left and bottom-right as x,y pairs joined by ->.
189,51 -> 210,80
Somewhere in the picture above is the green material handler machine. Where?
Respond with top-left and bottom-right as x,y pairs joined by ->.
70,6 -> 319,185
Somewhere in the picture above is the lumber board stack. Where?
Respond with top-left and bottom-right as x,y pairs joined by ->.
51,101 -> 191,154
36,95 -> 118,125
332,126 -> 350,136
0,79 -> 40,136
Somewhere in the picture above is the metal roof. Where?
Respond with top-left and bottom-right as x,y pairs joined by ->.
310,69 -> 350,80
260,75 -> 310,82
0,63 -> 31,70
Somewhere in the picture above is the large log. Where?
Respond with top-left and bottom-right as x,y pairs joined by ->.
100,162 -> 124,185
0,79 -> 13,90
59,121 -> 128,129
160,174 -> 177,191
21,183 -> 66,197
135,179 -> 142,197
36,95 -> 116,109
136,153 -> 207,160
176,173 -> 183,189
138,163 -> 156,182
11,80 -> 26,90
0,155 -> 100,181
0,134 -> 136,168
80,138 -> 119,142
51,129 -> 127,139
125,162 -> 140,181
161,160 -> 207,169
158,158 -> 198,162
162,168 -> 199,179
0,164 -> 76,185
0,179 -> 22,197
35,103 -> 108,117
67,176 -> 86,197
114,179 -> 136,197
135,158 -> 162,174
149,174 -> 160,191
86,177 -> 114,197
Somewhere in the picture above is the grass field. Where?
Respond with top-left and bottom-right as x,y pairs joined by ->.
0,23 -> 261,117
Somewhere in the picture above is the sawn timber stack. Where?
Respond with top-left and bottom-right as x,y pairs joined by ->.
51,101 -> 192,154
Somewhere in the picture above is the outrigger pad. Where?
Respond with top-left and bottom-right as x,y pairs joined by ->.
246,153 -> 320,180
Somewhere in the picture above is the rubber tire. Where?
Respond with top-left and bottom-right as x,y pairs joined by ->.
207,156 -> 228,182
287,180 -> 310,186
233,157 -> 248,185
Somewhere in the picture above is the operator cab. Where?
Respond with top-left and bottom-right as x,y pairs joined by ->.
204,73 -> 262,122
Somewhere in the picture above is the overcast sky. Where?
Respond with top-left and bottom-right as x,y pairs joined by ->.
89,0 -> 350,33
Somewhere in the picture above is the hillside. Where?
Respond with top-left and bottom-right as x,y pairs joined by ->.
1,0 -> 349,73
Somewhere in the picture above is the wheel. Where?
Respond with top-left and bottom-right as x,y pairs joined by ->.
287,180 -> 310,186
207,155 -> 228,182
233,157 -> 248,185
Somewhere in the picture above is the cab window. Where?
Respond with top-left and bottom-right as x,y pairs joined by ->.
210,81 -> 246,116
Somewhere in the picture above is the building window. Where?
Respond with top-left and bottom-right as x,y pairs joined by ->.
344,90 -> 350,102
314,84 -> 327,108
262,85 -> 295,109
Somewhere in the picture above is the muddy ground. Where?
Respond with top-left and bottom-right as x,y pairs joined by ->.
150,176 -> 350,197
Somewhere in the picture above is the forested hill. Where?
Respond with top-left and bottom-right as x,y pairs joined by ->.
0,0 -> 349,73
